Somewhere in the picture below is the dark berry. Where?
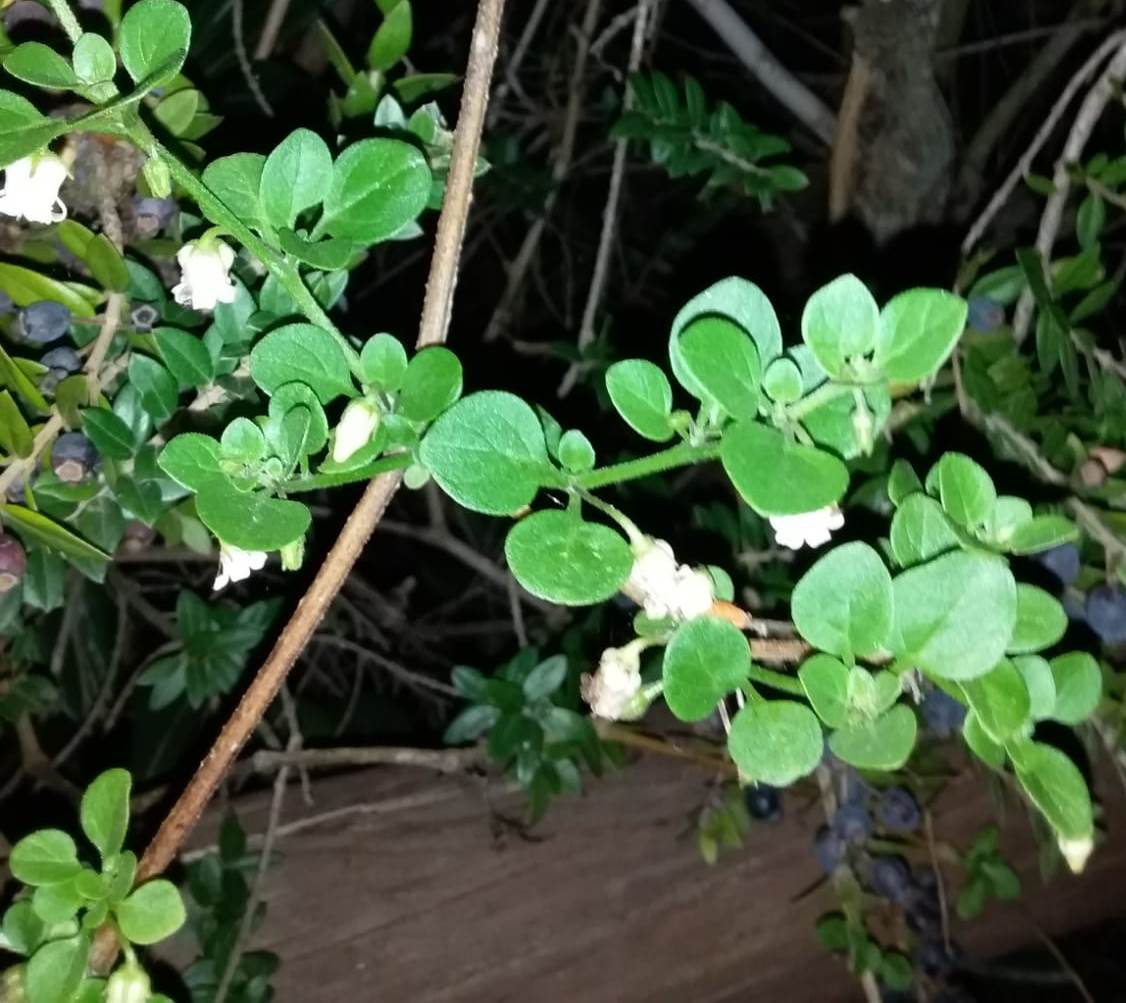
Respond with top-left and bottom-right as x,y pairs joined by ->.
814,825 -> 845,874
876,786 -> 921,833
1085,585 -> 1126,644
869,855 -> 912,903
51,432 -> 98,483
1035,543 -> 1080,586
743,784 -> 782,822
6,472 -> 29,505
18,301 -> 72,345
920,687 -> 967,737
0,290 -> 12,314
40,347 -> 80,374
832,802 -> 871,845
966,296 -> 1004,331
0,534 -> 26,592
131,196 -> 176,235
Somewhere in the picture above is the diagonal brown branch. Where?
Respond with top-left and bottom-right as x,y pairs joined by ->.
89,0 -> 508,973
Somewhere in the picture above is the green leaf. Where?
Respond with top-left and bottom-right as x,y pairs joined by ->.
1049,652 -> 1101,724
443,703 -> 499,744
791,542 -> 892,660
359,333 -> 408,391
0,389 -> 33,458
677,315 -> 760,418
320,139 -> 432,244
1013,655 -> 1057,720
3,42 -> 77,90
276,229 -> 357,270
828,704 -> 917,770
157,433 -> 224,492
662,616 -> 750,722
395,72 -> 459,104
874,288 -> 968,383
523,655 -> 567,701
420,391 -> 556,515
4,42 -> 79,89
887,460 -> 922,506
800,274 -> 879,377
1011,740 -> 1093,840
604,360 -> 674,441
0,505 -> 109,564
721,420 -> 848,516
504,511 -> 631,606
961,659 -> 1030,742
928,453 -> 996,528
0,119 -> 66,174
269,383 -> 329,456
891,551 -> 1017,680
0,262 -> 97,318
119,0 -> 190,86
762,357 -> 802,404
558,429 -> 595,473
10,830 -> 82,885
102,852 -> 137,905
154,327 -> 213,388
368,0 -> 412,70
798,653 -> 849,729
2,900 -> 45,955
195,483 -> 311,552
24,933 -> 89,1003
397,346 -> 462,422
220,417 -> 266,463
728,700 -> 822,786
1006,515 -> 1078,555
114,879 -> 186,945
128,355 -> 178,423
1076,193 -> 1105,250
202,153 -> 267,230
963,709 -> 1005,768
669,278 -> 781,400
72,33 -> 116,85
80,768 -> 131,860
250,323 -> 354,404
1008,585 -> 1067,654
985,496 -> 1034,547
32,881 -> 82,925
260,128 -> 333,229
889,493 -> 958,567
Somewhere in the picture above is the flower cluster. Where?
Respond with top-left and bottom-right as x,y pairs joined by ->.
213,544 -> 268,591
768,505 -> 844,550
621,537 -> 714,621
581,641 -> 651,721
0,152 -> 68,225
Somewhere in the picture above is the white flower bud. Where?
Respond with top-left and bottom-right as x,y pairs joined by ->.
581,642 -> 645,721
213,544 -> 267,591
173,239 -> 238,311
0,152 -> 68,225
106,962 -> 151,1003
768,505 -> 845,550
332,398 -> 381,463
621,537 -> 715,621
1058,834 -> 1093,874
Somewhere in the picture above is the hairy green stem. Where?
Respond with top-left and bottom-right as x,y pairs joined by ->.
575,441 -> 721,490
747,665 -> 804,696
282,452 -> 412,493
46,0 -> 82,42
786,380 -> 855,421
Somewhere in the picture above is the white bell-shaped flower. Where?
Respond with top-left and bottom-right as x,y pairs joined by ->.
106,962 -> 151,1003
581,642 -> 644,721
1058,834 -> 1093,874
332,398 -> 381,463
621,536 -> 715,621
0,152 -> 68,225
769,505 -> 845,550
213,543 -> 267,591
173,239 -> 238,311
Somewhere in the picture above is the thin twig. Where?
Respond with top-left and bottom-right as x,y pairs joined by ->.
89,0 -> 508,973
487,0 -> 552,128
1017,906 -> 1095,1003
484,0 -> 602,342
254,0 -> 293,60
1012,36 -> 1126,342
962,29 -> 1126,255
924,809 -> 952,953
232,0 -> 274,118
242,744 -> 482,777
558,0 -> 651,398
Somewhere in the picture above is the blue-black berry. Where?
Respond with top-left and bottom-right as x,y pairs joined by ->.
814,825 -> 845,874
51,432 -> 98,483
0,534 -> 26,592
1035,543 -> 1080,586
876,786 -> 921,833
966,296 -> 1004,331
130,303 -> 160,332
869,854 -> 912,903
1085,585 -> 1126,644
18,301 -> 72,345
833,802 -> 871,845
920,687 -> 967,737
132,196 -> 176,233
40,347 -> 80,374
743,784 -> 782,822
